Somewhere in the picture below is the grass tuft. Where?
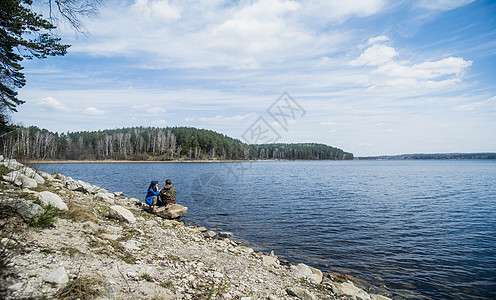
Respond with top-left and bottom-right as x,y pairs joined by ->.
62,203 -> 96,222
56,275 -> 104,299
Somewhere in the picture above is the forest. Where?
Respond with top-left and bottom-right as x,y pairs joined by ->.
0,126 -> 354,161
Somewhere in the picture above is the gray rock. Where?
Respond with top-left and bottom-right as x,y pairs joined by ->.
96,192 -> 115,205
308,266 -> 323,284
39,191 -> 68,211
330,281 -> 372,300
45,266 -> 69,285
8,282 -> 24,292
109,205 -> 136,223
262,255 -> 278,266
65,177 -> 84,191
121,239 -> 141,251
19,174 -> 38,188
38,171 -> 56,182
292,263 -> 313,278
78,180 -> 99,194
291,263 -> 323,284
371,294 -> 392,300
55,173 -> 66,181
2,171 -> 22,186
203,230 -> 217,238
286,287 -> 316,300
19,167 -> 45,184
155,204 -> 188,219
219,231 -> 234,238
0,199 -> 43,220
1,158 -> 23,170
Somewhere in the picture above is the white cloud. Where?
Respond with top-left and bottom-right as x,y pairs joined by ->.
320,121 -> 338,126
83,107 -> 105,115
132,0 -> 181,23
131,104 -> 167,114
453,96 -> 496,111
151,119 -> 168,126
301,0 -> 386,24
350,44 -> 399,66
197,113 -> 258,123
67,0 -> 379,69
36,97 -> 73,112
416,0 -> 475,11
368,35 -> 390,45
373,57 -> 472,80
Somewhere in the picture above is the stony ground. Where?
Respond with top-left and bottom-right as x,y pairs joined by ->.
0,158 -> 392,300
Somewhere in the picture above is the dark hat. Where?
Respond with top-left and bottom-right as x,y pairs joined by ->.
151,180 -> 158,185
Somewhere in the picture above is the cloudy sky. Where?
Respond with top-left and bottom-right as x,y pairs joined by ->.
14,0 -> 496,156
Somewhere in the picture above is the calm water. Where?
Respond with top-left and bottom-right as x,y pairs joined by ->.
34,160 -> 496,299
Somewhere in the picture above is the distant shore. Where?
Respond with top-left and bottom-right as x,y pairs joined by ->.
26,159 -> 350,164
27,159 -> 267,164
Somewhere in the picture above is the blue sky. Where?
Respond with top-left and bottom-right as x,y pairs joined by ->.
13,0 -> 496,156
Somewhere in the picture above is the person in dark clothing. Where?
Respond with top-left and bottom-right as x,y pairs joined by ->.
159,179 -> 176,207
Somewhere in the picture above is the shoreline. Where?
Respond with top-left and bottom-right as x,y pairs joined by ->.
1,157 -> 392,299
26,158 -> 353,164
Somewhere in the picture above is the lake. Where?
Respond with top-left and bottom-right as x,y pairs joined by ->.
33,160 -> 496,299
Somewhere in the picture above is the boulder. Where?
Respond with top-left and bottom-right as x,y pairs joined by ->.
155,204 -> 187,219
330,281 -> 372,300
203,230 -> 217,238
219,231 -> 234,238
38,171 -> 56,182
96,192 -> 115,205
78,180 -> 99,194
0,200 -> 43,220
262,255 -> 278,266
39,191 -> 68,211
18,167 -> 45,184
19,174 -> 38,188
109,205 -> 136,223
65,177 -> 84,191
2,171 -> 22,186
45,266 -> 69,286
1,158 -> 23,170
308,266 -> 323,284
291,263 -> 323,284
286,287 -> 316,300
55,173 -> 66,181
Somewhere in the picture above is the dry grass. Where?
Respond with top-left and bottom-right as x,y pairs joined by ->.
56,275 -> 104,299
62,203 -> 97,222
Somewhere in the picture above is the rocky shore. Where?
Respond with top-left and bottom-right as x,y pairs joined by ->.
0,156 -> 391,300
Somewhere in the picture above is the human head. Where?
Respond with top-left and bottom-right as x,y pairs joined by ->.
149,180 -> 158,189
165,179 -> 172,185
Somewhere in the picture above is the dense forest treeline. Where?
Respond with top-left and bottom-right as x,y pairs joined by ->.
358,153 -> 496,160
0,126 -> 354,161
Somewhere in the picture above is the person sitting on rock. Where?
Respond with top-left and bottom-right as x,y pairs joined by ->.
159,179 -> 176,207
144,180 -> 160,212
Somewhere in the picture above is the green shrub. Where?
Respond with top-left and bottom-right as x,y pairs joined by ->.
141,273 -> 152,282
160,280 -> 173,288
28,205 -> 60,228
0,165 -> 10,177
